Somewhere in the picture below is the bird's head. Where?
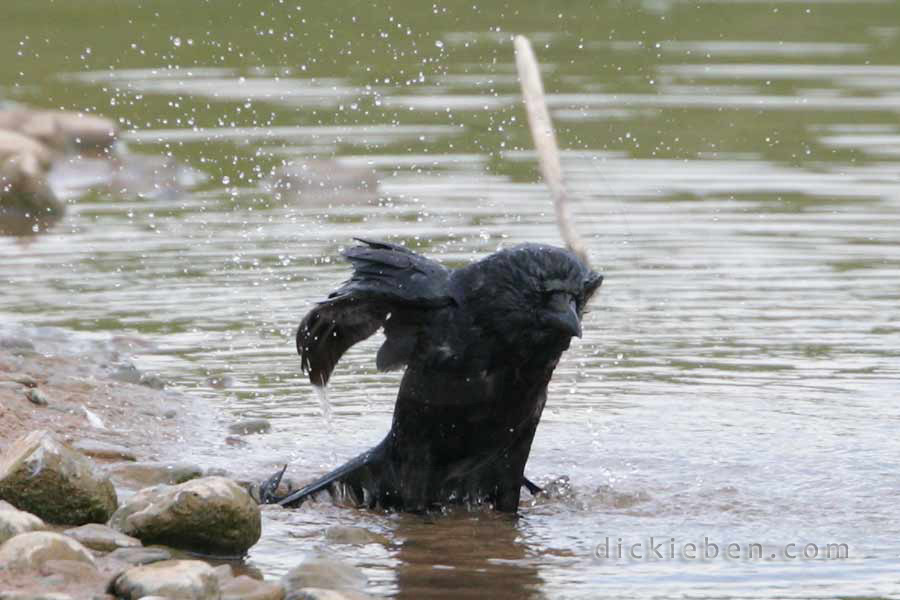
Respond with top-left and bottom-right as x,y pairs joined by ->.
454,244 -> 603,355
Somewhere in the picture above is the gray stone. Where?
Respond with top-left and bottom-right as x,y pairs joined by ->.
112,559 -> 220,600
8,373 -> 37,387
0,108 -> 117,153
210,563 -> 233,584
0,130 -> 62,236
24,388 -> 48,406
105,545 -> 172,566
227,418 -> 272,436
108,461 -> 204,488
108,362 -> 165,389
280,555 -> 367,600
108,362 -> 144,385
0,430 -> 118,525
31,557 -> 100,583
139,372 -> 166,390
71,440 -> 137,462
0,531 -> 95,571
266,159 -> 379,203
46,111 -> 118,152
62,523 -> 140,552
0,500 -> 46,543
108,476 -> 261,556
323,526 -> 388,546
221,575 -> 284,600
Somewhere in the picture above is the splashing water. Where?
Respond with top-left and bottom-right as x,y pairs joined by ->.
314,385 -> 334,432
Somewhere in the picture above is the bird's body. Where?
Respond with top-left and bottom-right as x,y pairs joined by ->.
271,239 -> 602,512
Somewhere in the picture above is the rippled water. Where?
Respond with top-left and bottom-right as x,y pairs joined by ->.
2,1 -> 899,597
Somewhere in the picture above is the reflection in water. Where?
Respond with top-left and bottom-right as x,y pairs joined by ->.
391,512 -> 543,600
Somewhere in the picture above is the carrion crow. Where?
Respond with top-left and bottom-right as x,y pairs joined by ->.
264,238 -> 602,512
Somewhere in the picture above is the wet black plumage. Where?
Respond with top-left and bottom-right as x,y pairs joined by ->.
271,239 -> 602,512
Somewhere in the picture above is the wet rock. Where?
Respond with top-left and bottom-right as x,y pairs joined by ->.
206,375 -> 234,390
221,575 -> 284,600
323,526 -> 388,546
224,436 -> 248,448
0,500 -> 46,543
0,128 -> 53,164
105,546 -> 171,566
107,362 -> 143,385
0,531 -> 95,571
266,159 -> 378,203
3,372 -> 38,386
0,108 -> 117,154
108,462 -> 204,488
52,151 -> 205,202
24,388 -> 49,406
0,130 -> 62,236
112,559 -> 220,600
71,440 -> 137,462
36,558 -> 102,585
108,476 -> 261,556
51,111 -> 118,153
211,563 -> 233,581
139,372 -> 166,390
228,418 -> 272,436
280,555 -> 368,600
108,362 -> 166,390
63,523 -> 140,552
0,430 -> 118,525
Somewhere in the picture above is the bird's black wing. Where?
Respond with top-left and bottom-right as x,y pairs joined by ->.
297,239 -> 453,386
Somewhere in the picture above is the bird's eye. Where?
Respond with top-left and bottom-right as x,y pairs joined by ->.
542,289 -> 578,308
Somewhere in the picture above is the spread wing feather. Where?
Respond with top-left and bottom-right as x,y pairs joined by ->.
297,239 -> 453,386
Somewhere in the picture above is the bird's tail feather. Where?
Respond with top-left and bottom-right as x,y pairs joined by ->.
276,445 -> 383,508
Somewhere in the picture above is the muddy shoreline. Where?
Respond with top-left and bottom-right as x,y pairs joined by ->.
0,324 -> 367,600
0,325 -> 187,463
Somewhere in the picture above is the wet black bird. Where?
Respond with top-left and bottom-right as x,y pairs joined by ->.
266,239 -> 602,512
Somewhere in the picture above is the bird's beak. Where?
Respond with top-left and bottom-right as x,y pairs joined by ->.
545,295 -> 582,339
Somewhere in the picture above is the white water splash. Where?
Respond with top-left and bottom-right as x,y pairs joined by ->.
314,385 -> 334,432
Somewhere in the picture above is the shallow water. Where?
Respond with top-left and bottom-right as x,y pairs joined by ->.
2,1 -> 900,597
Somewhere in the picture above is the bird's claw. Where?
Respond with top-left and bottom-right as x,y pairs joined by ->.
523,476 -> 543,496
258,464 -> 288,504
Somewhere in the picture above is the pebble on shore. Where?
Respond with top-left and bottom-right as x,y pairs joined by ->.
0,531 -> 96,571
111,559 -> 220,600
108,476 -> 261,557
0,500 -> 46,544
0,326 -> 366,600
